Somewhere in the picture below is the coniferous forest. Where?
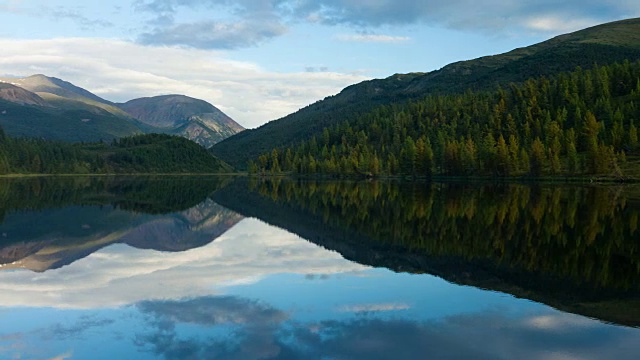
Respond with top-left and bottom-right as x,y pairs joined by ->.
0,132 -> 231,175
250,61 -> 640,179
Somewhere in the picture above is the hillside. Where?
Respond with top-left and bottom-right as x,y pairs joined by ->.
251,61 -> 640,179
118,95 -> 244,148
0,82 -> 49,106
0,74 -> 131,118
211,17 -> 640,169
0,75 -> 242,146
0,98 -> 144,142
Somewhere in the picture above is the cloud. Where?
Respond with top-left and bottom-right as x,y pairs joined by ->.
47,6 -> 114,30
134,0 -> 640,40
136,296 -> 289,360
339,303 -> 410,313
0,218 -> 366,308
0,3 -> 113,31
139,19 -> 287,49
292,0 -> 640,33
134,0 -> 291,49
137,296 -> 288,327
47,352 -> 74,360
0,1 -> 21,13
337,33 -> 409,43
524,16 -> 601,33
47,316 -> 115,340
0,38 -> 368,128
131,301 -> 640,360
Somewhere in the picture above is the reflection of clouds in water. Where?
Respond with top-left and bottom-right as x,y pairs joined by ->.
46,351 -> 74,360
134,296 -> 640,360
0,332 -> 73,360
138,296 -> 288,327
45,315 -> 116,341
136,296 -> 288,360
338,303 -> 410,313
524,315 -> 595,331
0,219 -> 366,308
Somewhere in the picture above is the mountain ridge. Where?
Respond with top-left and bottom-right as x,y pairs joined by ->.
0,75 -> 242,146
118,94 -> 245,148
0,82 -> 49,107
0,74 -> 131,118
211,17 -> 640,169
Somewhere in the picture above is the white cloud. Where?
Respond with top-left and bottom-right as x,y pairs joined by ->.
339,303 -> 411,313
0,38 -> 368,128
524,16 -> 601,33
0,218 -> 368,308
139,18 -> 288,49
337,33 -> 410,43
524,314 -> 596,331
47,351 -> 74,360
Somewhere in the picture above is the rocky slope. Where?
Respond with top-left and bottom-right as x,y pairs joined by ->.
118,95 -> 245,148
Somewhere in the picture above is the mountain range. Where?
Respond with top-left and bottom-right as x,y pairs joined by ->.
3,18 -> 640,173
0,74 -> 244,146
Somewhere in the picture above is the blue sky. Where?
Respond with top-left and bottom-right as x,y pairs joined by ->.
1,1 -> 639,128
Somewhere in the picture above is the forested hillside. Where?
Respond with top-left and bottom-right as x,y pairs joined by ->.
211,18 -> 640,169
251,61 -> 640,179
0,132 -> 232,175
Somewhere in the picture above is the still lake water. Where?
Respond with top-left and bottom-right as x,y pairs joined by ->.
0,176 -> 639,359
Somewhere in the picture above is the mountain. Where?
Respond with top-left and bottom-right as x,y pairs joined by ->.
0,98 -> 145,142
0,74 -> 131,118
0,82 -> 49,106
118,95 -> 244,148
0,75 -> 242,146
0,75 -> 147,142
211,17 -> 640,169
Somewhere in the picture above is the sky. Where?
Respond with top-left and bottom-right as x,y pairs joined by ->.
1,1 -> 639,128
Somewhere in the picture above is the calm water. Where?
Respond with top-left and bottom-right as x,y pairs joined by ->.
0,177 -> 639,359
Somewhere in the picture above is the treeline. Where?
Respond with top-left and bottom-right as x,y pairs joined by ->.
242,179 -> 640,291
251,61 -> 640,178
0,132 -> 231,174
0,176 -> 231,224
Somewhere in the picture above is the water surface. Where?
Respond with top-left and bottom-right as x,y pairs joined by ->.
0,177 -> 638,359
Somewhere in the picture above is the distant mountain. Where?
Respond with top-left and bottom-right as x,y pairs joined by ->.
0,75 -> 146,142
0,97 -> 145,142
0,82 -> 49,106
118,95 -> 244,148
0,74 -> 130,118
0,75 -> 242,146
211,17 -> 640,169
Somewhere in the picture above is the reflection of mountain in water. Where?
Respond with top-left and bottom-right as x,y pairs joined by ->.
0,177 -> 243,272
212,178 -> 640,327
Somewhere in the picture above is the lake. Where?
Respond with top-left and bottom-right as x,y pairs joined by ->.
0,176 -> 639,359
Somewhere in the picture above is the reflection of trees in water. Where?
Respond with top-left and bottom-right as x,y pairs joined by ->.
249,179 -> 640,291
0,176 -> 232,220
